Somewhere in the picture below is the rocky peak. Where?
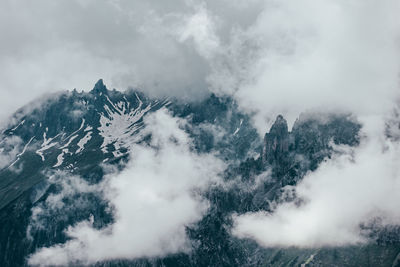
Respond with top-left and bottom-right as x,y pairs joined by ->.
262,115 -> 289,165
91,79 -> 108,95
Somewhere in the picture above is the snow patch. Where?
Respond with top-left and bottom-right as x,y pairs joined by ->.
9,136 -> 35,167
61,135 -> 78,149
301,253 -> 317,267
98,96 -> 152,155
84,125 -> 92,132
10,120 -> 25,131
36,133 -> 60,161
63,119 -> 85,141
54,148 -> 68,168
76,132 -> 92,154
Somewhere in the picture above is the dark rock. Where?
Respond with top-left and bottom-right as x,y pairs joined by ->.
262,115 -> 289,165
91,79 -> 108,95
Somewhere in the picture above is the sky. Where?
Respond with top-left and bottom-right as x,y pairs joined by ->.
0,0 -> 264,122
2,0 -> 400,264
1,0 -> 399,131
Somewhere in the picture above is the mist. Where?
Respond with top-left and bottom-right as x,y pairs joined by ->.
28,109 -> 224,266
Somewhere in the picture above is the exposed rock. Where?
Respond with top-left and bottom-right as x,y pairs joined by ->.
91,79 -> 108,95
262,115 -> 289,165
262,113 -> 361,186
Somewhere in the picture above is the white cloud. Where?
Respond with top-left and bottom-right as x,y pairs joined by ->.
208,0 -> 400,132
0,0 -> 265,122
28,109 -> 224,266
0,135 -> 23,170
232,117 -> 400,247
27,171 -> 100,238
1,0 -> 399,131
178,4 -> 221,60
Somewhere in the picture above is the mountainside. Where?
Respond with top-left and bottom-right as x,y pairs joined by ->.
1,81 -> 400,267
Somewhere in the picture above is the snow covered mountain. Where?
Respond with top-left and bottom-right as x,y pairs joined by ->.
1,81 -> 400,267
0,80 -> 168,210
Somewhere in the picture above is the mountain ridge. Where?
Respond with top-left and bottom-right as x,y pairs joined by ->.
0,81 -> 399,267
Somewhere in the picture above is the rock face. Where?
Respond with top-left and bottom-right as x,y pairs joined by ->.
92,78 -> 108,94
262,113 -> 362,186
262,115 -> 289,165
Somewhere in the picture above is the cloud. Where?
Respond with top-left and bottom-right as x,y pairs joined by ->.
1,0 -> 399,131
28,109 -> 225,266
0,135 -> 23,169
178,4 -> 221,60
205,0 -> 400,248
208,0 -> 400,132
232,117 -> 400,247
0,0 -> 264,122
27,171 -> 101,239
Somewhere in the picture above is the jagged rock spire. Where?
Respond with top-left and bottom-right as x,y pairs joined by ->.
91,79 -> 108,94
262,115 -> 289,164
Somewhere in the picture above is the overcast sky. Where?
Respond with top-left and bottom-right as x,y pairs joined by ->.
1,0 -> 399,131
0,0 -> 264,122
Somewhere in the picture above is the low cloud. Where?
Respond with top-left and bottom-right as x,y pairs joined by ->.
27,171 -> 101,241
232,117 -> 400,247
28,109 -> 224,266
0,135 -> 23,170
208,0 -> 400,132
2,0 -> 399,133
0,0 -> 264,121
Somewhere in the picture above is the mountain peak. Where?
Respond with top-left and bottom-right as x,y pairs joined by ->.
262,115 -> 289,165
272,114 -> 287,128
91,79 -> 108,94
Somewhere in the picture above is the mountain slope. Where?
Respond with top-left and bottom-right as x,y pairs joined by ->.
0,81 -> 399,267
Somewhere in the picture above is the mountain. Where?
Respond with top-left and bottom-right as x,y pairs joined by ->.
0,81 -> 399,266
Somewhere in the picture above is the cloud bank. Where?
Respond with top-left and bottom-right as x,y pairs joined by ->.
0,0 -> 263,121
1,0 -> 399,132
209,0 -> 400,131
0,135 -> 23,169
28,109 -> 224,266
232,117 -> 400,247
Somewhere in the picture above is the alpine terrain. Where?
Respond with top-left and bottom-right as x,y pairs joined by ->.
1,80 -> 400,267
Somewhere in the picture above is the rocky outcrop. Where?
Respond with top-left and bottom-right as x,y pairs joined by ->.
262,115 -> 289,165
91,79 -> 108,95
262,113 -> 362,186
